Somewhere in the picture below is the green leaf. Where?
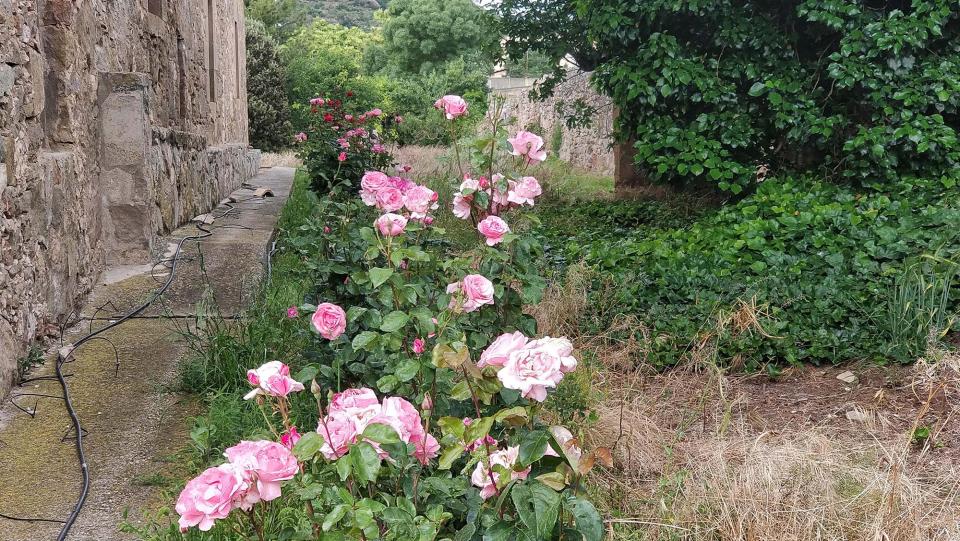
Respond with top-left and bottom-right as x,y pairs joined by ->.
292,431 -> 324,461
322,504 -> 349,532
370,267 -> 394,288
564,495 -> 604,541
350,442 -> 382,484
437,416 -> 466,438
438,444 -> 465,470
464,416 -> 494,445
394,359 -> 420,382
512,481 -> 561,539
748,81 -> 767,96
352,331 -> 379,351
380,310 -> 410,333
518,430 -> 550,466
362,423 -> 401,445
494,406 -> 529,426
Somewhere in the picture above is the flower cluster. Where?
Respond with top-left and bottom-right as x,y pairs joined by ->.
317,388 -> 440,464
176,440 -> 298,531
451,174 -> 542,223
359,170 -> 440,235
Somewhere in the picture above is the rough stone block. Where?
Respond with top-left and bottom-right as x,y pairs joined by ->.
101,91 -> 148,168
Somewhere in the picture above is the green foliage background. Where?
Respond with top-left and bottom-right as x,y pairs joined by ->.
246,18 -> 293,151
575,0 -> 960,193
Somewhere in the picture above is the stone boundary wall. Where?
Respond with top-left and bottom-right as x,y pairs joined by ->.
490,73 -> 615,175
0,0 -> 259,397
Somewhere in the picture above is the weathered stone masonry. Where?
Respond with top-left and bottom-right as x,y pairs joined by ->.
0,0 -> 260,397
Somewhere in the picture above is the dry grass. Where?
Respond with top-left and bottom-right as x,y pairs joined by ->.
259,151 -> 302,168
531,264 -> 960,541
392,145 -> 452,182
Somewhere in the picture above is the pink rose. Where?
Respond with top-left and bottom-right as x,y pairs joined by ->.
312,302 -> 347,340
497,337 -> 577,402
375,186 -> 405,212
392,176 -> 417,193
360,171 -> 392,206
507,131 -> 548,163
295,132 -> 307,143
508,176 -> 542,206
452,194 -> 472,219
176,463 -> 248,531
375,213 -> 408,237
413,433 -> 440,465
478,331 -> 529,369
470,446 -> 530,500
317,416 -> 359,460
281,426 -> 301,450
447,274 -> 495,312
421,393 -> 433,411
323,226 -> 332,234
368,108 -> 382,117
531,336 -> 578,373
310,97 -> 325,106
328,388 -> 381,423
373,397 -> 438,465
286,306 -> 299,319
338,152 -> 347,162
224,440 -> 299,502
413,338 -> 426,355
404,185 -> 439,218
373,397 -> 424,443
423,216 -> 434,226
244,361 -> 304,400
434,95 -> 468,119
477,216 -> 510,246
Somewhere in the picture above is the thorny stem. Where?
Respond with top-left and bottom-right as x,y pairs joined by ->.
460,366 -> 503,508
246,509 -> 265,541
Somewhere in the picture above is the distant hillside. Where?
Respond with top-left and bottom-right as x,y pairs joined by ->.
302,0 -> 387,28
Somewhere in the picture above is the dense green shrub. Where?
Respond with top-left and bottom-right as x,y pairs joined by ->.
246,19 -> 292,152
544,178 -> 960,367
577,0 -> 960,192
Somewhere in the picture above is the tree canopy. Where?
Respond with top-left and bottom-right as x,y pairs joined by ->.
381,0 -> 498,74
246,18 -> 292,151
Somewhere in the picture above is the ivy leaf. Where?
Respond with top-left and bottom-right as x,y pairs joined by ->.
380,310 -> 409,333
370,267 -> 394,288
748,82 -> 767,96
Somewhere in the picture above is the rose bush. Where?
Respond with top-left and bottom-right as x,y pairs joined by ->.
171,96 -> 606,541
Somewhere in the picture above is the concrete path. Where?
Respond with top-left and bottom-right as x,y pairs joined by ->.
0,167 -> 295,540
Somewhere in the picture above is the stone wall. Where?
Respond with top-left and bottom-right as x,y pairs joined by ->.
0,0 -> 259,397
490,72 -> 614,175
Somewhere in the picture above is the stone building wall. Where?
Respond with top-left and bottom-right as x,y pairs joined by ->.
0,0 -> 259,397
490,72 -> 614,175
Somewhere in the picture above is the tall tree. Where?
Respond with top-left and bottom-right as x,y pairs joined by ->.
381,0 -> 498,74
246,18 -> 292,151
